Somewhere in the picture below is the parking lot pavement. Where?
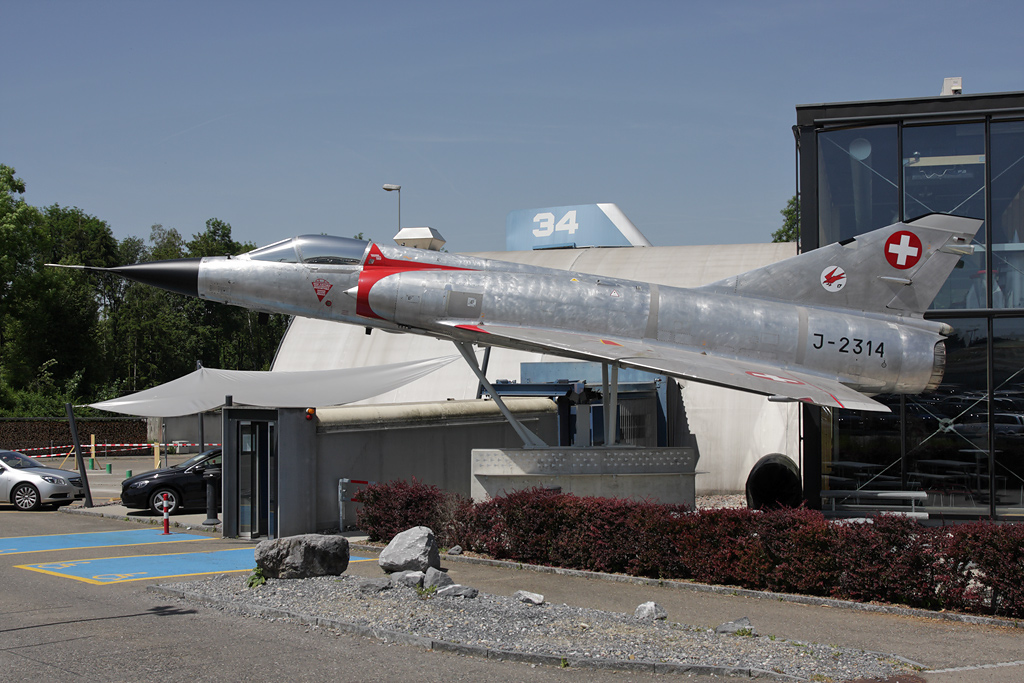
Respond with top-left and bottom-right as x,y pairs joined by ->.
0,512 -> 690,683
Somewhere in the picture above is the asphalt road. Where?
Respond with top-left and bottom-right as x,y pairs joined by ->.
0,509 -> 694,683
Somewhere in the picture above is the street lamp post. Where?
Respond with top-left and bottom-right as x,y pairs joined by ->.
383,184 -> 401,231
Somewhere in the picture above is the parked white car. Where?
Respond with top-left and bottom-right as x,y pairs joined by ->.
953,412 -> 1024,439
0,450 -> 85,510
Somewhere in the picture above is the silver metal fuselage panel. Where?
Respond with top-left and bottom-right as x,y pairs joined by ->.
197,244 -> 946,397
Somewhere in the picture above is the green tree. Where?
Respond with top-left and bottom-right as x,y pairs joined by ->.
42,204 -> 118,267
0,165 -> 45,349
2,265 -> 102,392
149,223 -> 186,261
0,166 -> 291,414
102,225 -> 194,393
0,169 -> 115,414
772,195 -> 801,243
186,217 -> 240,256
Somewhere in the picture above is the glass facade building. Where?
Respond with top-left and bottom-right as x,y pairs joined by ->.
796,92 -> 1024,520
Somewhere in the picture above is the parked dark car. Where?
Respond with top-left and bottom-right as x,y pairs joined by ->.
120,448 -> 222,514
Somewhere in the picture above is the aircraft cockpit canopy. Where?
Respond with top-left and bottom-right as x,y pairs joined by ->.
245,235 -> 370,266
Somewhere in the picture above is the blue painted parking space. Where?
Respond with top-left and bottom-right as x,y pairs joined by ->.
0,529 -> 213,555
17,547 -> 258,584
15,547 -> 372,584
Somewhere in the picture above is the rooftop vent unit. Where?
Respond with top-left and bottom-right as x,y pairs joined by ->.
394,226 -> 446,251
940,77 -> 963,96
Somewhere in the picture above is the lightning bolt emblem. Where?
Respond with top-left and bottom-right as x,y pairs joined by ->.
820,266 -> 846,292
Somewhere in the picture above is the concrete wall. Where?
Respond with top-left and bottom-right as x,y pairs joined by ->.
277,408 -> 318,537
148,413 -> 223,453
680,383 -> 800,494
315,398 -> 558,531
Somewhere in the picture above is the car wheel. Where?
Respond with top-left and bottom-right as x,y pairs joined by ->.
12,483 -> 42,511
150,489 -> 179,515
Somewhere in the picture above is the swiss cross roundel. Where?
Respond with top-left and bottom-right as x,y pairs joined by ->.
884,230 -> 923,270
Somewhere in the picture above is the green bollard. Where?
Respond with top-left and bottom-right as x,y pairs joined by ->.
90,457 -> 95,470
126,469 -> 132,478
106,463 -> 112,474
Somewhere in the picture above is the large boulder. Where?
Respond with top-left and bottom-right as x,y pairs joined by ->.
255,534 -> 350,579
378,526 -> 441,573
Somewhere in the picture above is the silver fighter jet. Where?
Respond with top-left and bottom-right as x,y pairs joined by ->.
55,213 -> 981,414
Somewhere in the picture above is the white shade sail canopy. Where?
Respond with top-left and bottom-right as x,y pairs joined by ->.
86,356 -> 458,417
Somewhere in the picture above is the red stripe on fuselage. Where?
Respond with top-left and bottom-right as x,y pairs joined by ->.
455,324 -> 489,334
356,244 -> 473,319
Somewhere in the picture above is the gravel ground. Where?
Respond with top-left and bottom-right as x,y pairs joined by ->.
695,493 -> 747,509
161,572 -> 916,682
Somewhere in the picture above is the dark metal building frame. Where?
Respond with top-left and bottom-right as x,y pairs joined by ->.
796,91 -> 1024,519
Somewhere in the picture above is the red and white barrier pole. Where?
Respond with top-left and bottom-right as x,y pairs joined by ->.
161,493 -> 171,535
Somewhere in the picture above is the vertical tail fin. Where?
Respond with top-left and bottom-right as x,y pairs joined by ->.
699,214 -> 982,315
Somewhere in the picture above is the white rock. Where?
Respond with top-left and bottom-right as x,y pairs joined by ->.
436,584 -> 478,598
378,526 -> 441,573
513,590 -> 545,605
634,601 -> 668,621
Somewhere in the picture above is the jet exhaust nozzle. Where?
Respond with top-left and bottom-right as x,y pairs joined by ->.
110,258 -> 203,298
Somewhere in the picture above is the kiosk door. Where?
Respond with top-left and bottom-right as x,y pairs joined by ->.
238,420 -> 277,539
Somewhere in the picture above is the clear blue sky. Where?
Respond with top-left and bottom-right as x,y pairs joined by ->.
3,0 -> 1021,253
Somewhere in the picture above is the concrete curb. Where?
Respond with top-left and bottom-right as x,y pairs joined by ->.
60,504 -> 225,534
148,583 -> 802,681
351,543 -> 1024,632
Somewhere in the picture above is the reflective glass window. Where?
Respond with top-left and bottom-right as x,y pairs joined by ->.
905,318 -> 989,514
826,318 -> 990,514
824,397 -> 902,500
294,235 -> 369,265
990,121 -> 1024,309
246,239 -> 299,263
903,124 -> 987,310
993,318 -> 1024,515
817,126 -> 899,245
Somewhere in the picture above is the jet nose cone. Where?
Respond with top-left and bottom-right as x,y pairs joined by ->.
111,258 -> 203,298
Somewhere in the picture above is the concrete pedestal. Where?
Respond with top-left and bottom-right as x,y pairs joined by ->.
471,447 -> 699,507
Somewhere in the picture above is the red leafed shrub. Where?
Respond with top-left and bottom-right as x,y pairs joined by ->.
672,508 -> 769,586
751,508 -> 842,596
833,514 -> 945,609
941,521 -> 1024,617
354,479 -> 1024,619
353,479 -> 464,543
545,495 -> 689,576
616,500 -> 690,578
451,488 -> 689,575
464,487 -> 564,562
